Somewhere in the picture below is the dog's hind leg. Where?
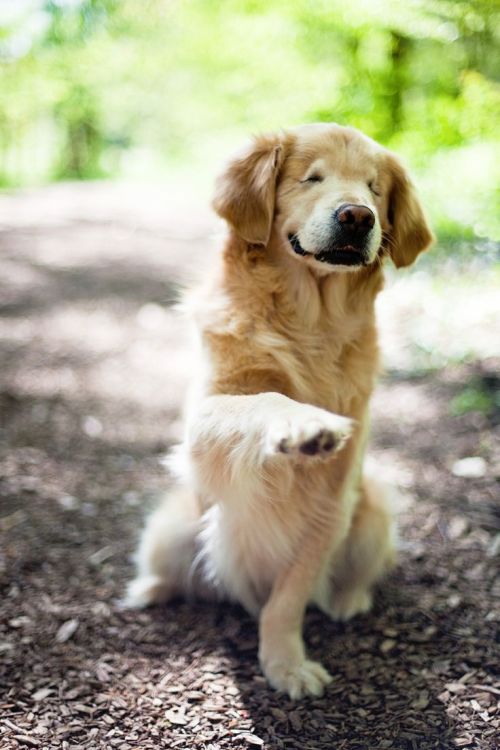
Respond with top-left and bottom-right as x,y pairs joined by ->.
124,486 -> 202,609
316,473 -> 397,621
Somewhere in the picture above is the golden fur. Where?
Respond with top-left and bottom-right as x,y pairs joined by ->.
126,123 -> 434,699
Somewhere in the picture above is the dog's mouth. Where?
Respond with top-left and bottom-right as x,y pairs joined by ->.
288,234 -> 366,267
315,247 -> 366,266
288,233 -> 311,257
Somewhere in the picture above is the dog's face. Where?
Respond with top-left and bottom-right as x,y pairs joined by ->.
213,123 -> 434,270
276,124 -> 387,273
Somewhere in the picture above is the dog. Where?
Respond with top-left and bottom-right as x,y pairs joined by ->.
125,123 -> 434,699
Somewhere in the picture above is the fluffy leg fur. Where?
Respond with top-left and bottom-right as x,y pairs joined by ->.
316,473 -> 397,621
257,429 -> 361,699
124,487 -> 203,608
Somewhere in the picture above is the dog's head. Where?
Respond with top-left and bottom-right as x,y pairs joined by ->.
213,123 -> 434,271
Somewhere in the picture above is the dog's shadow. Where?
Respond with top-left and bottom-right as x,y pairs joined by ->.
122,576 -> 458,750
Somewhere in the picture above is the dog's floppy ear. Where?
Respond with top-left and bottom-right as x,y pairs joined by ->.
384,153 -> 434,268
212,132 -> 286,245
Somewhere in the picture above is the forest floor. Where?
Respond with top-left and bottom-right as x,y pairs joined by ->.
0,182 -> 498,750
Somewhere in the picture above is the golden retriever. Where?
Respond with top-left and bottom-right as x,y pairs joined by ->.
125,123 -> 434,699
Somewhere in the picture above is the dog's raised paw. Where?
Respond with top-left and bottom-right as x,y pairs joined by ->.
269,413 -> 353,460
263,658 -> 333,699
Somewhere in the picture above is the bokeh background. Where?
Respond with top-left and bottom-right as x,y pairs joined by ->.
1,2 -> 499,749
2,0 -> 500,252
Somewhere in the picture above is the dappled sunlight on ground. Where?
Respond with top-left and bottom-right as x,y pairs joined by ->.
377,271 -> 499,373
0,182 -> 498,750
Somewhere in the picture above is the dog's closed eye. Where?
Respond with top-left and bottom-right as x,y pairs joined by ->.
301,174 -> 323,184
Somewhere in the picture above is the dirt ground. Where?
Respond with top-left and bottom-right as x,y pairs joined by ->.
0,183 -> 498,750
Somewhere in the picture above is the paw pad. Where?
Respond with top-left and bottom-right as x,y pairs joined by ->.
299,429 -> 337,456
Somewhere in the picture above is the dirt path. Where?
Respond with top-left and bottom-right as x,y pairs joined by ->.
0,183 -> 498,749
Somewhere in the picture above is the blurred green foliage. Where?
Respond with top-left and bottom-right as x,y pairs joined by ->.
0,0 -> 499,249
450,381 -> 500,417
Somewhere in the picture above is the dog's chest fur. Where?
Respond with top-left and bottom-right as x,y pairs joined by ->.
202,256 -> 383,417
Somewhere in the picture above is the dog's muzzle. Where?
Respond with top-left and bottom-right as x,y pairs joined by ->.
288,203 -> 375,267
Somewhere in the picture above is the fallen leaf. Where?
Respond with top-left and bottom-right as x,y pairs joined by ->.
241,733 -> 264,747
411,691 -> 429,710
380,638 -> 397,653
454,736 -> 474,747
445,682 -> 466,694
55,619 -> 79,643
165,709 -> 187,726
12,736 -> 40,747
89,546 -> 114,566
32,687 -> 52,701
447,516 -> 468,539
451,456 -> 487,478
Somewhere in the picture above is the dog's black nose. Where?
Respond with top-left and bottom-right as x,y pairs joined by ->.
335,204 -> 375,235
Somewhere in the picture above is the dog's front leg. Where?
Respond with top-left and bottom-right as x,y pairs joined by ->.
258,441 -> 359,700
187,391 -> 352,500
188,392 -> 354,698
